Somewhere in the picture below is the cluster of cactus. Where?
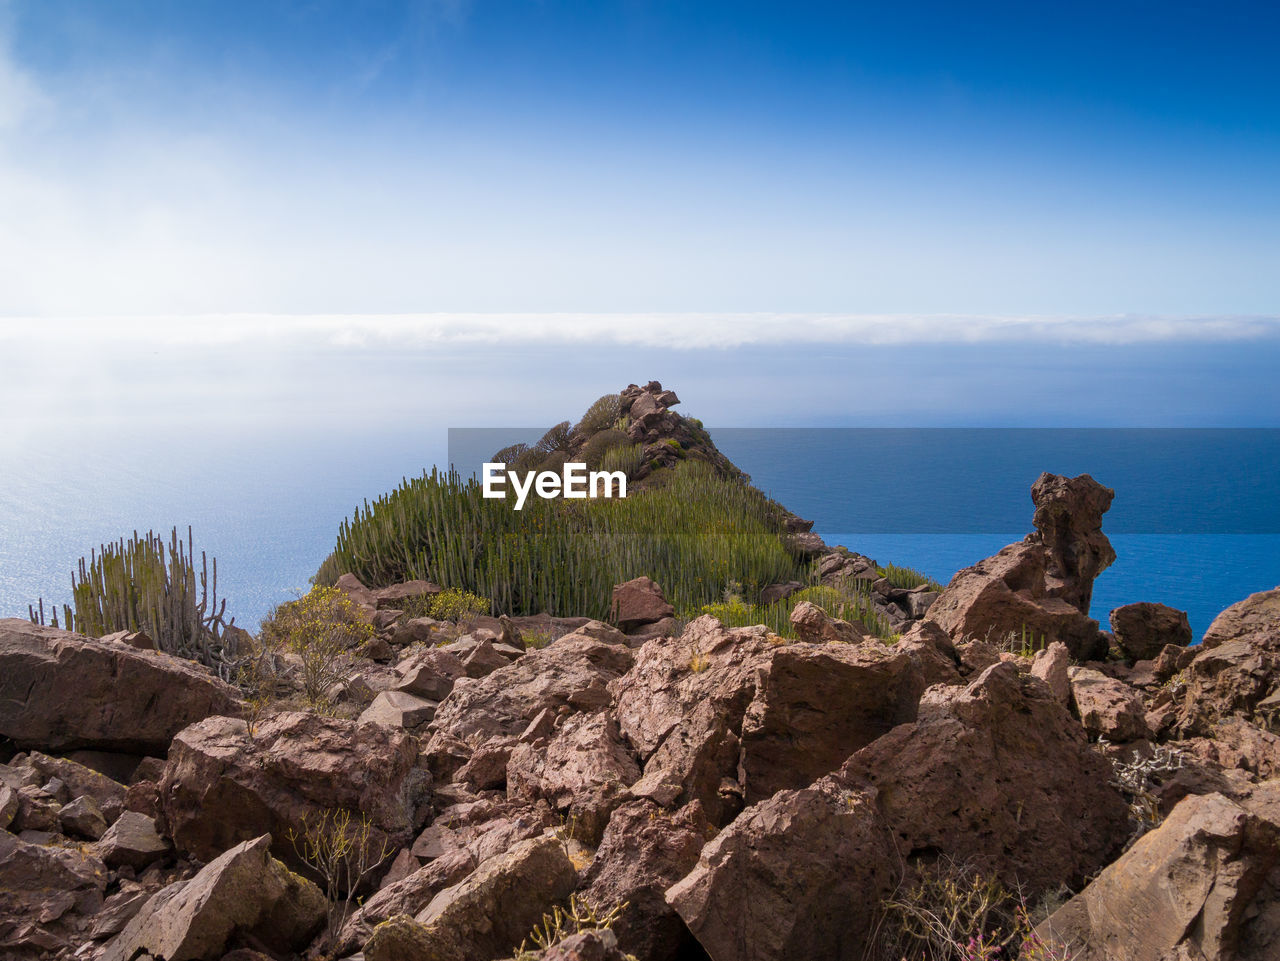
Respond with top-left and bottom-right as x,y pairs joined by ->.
315,459 -> 808,620
30,526 -> 238,673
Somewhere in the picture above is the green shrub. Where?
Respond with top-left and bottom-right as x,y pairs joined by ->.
427,588 -> 491,622
536,420 -> 573,455
877,562 -> 945,592
580,428 -> 632,468
260,586 -> 372,710
574,394 -> 623,436
699,583 -> 893,640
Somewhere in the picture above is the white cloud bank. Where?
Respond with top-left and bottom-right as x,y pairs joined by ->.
1,312 -> 1278,351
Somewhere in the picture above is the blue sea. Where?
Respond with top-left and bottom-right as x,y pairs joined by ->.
2,425 -> 1276,640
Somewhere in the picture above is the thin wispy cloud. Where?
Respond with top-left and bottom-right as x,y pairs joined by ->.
3,313 -> 1278,350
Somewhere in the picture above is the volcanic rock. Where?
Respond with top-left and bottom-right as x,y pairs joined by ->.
840,661 -> 1130,894
0,619 -> 242,754
99,834 -> 326,961
1110,602 -> 1193,661
667,777 -> 900,961
159,711 -> 427,873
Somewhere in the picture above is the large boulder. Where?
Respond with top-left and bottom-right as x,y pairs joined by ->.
737,639 -> 944,804
0,619 -> 242,754
788,600 -> 868,644
1036,789 -> 1280,961
364,834 -> 577,961
1110,602 -> 1193,661
99,834 -> 326,961
429,630 -> 634,741
507,711 -> 641,844
581,800 -> 711,961
1069,666 -> 1151,742
840,661 -> 1130,894
926,473 -> 1115,660
666,777 -> 900,961
0,830 -> 107,956
611,577 -> 675,633
1202,586 -> 1280,649
158,711 -> 427,873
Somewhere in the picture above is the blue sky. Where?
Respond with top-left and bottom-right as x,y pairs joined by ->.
1,0 -> 1277,316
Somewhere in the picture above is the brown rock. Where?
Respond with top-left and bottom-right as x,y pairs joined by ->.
364,834 -> 577,961
841,661 -> 1130,894
1036,791 -> 1280,961
667,777 -> 900,961
455,739 -> 517,791
1029,471 -> 1116,611
0,831 -> 107,955
0,619 -> 242,754
1173,634 -> 1280,736
507,712 -> 641,844
60,795 -> 108,840
1110,602 -> 1193,661
159,711 -> 427,875
1070,666 -> 1151,742
1202,585 -> 1280,649
461,638 -> 514,677
336,847 -> 477,954
1031,641 -> 1072,706
738,640 -> 937,804
788,600 -> 868,644
430,631 -> 634,741
611,577 -> 675,633
335,572 -> 378,608
374,579 -> 444,609
0,783 -> 17,830
612,617 -> 774,825
394,647 -> 467,699
99,834 -> 326,961
359,690 -> 438,729
759,581 -> 803,605
96,811 -> 171,869
542,930 -> 631,961
581,800 -> 711,961
25,751 -> 127,819
926,473 -> 1116,660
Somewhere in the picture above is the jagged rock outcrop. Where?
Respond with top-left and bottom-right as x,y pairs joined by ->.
99,834 -> 326,961
737,638 -> 945,804
158,711 -> 427,874
1069,666 -> 1151,742
612,617 -> 774,825
926,473 -> 1116,660
611,576 -> 675,635
1203,586 -> 1280,649
841,661 -> 1130,894
507,711 -> 641,844
0,619 -> 242,755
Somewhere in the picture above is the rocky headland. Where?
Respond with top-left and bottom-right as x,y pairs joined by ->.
3,381 -> 1280,961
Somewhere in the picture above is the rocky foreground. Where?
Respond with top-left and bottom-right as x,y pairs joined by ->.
3,473 -> 1280,960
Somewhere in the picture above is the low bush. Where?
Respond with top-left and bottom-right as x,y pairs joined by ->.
260,586 -> 372,710
700,584 -> 893,639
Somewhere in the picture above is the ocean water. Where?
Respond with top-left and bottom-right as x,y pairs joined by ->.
1,426 -> 1275,639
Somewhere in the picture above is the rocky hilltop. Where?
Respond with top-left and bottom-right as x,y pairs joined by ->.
4,385 -> 1280,961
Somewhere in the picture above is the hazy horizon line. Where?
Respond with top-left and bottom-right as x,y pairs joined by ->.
3,312 -> 1279,350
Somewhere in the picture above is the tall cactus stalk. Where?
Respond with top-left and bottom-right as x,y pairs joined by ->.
31,526 -> 237,674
